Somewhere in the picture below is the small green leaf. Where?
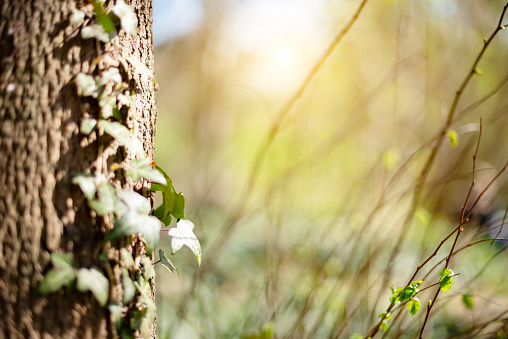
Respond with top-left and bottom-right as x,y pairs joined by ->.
408,298 -> 421,316
50,253 -> 73,269
126,159 -> 167,184
36,267 -> 76,294
80,118 -> 98,135
172,193 -> 185,219
120,248 -> 135,269
81,23 -> 114,43
99,96 -> 117,119
168,219 -> 202,266
108,303 -> 124,330
117,190 -> 151,215
414,207 -> 430,226
75,73 -> 98,97
122,268 -> 136,304
93,0 -> 116,33
99,120 -> 144,156
159,249 -> 178,275
107,212 -> 161,253
447,130 -> 459,148
88,183 -> 117,216
380,322 -> 388,331
474,68 -> 483,76
439,268 -> 454,291
98,67 -> 122,89
77,267 -> 110,307
72,173 -> 96,200
462,291 -> 474,309
428,300 -> 432,307
112,0 -> 137,35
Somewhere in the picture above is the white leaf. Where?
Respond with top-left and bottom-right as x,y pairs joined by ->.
168,219 -> 202,266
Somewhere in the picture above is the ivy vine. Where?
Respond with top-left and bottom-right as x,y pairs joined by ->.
36,1 -> 202,337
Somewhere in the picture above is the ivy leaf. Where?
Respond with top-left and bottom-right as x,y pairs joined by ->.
168,219 -> 202,266
112,0 -> 137,35
36,266 -> 77,294
99,120 -> 144,156
81,23 -> 114,43
50,253 -> 73,269
99,95 -> 117,119
151,164 -> 185,225
98,67 -> 122,89
76,267 -> 110,307
408,298 -> 421,316
75,73 -> 98,97
93,0 -> 116,33
72,173 -> 97,200
141,255 -> 155,281
107,212 -> 161,253
120,248 -> 135,270
126,158 -> 167,184
122,268 -> 136,304
116,189 -> 151,215
88,183 -> 117,216
158,249 -> 178,275
439,268 -> 454,291
462,291 -> 474,309
80,118 -> 98,135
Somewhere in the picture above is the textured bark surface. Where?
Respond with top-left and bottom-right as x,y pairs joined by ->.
0,0 -> 157,338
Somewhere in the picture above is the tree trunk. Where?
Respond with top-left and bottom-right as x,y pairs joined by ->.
0,0 -> 157,338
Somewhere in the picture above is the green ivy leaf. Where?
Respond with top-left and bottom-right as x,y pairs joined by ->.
99,120 -> 144,156
168,219 -> 202,266
75,73 -> 98,97
408,298 -> 421,316
151,164 -> 185,225
72,173 -> 97,200
50,253 -> 73,269
80,118 -> 98,135
36,267 -> 77,294
439,268 -> 454,291
76,268 -> 110,307
122,268 -> 136,304
81,23 -> 115,43
99,96 -> 117,119
159,249 -> 179,275
93,0 -> 116,33
116,190 -> 151,215
462,291 -> 474,309
107,212 -> 161,253
112,0 -> 137,35
88,183 -> 117,216
120,248 -> 135,270
126,159 -> 167,184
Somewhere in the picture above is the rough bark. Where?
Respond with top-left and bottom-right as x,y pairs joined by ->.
0,0 -> 157,338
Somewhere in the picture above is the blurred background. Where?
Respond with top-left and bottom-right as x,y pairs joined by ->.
151,0 -> 508,338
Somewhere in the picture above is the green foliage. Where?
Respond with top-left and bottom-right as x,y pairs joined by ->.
36,254 -> 77,295
439,268 -> 454,291
462,291 -> 474,309
159,249 -> 178,275
408,298 -> 421,316
77,268 -> 110,307
122,268 -> 136,304
389,280 -> 422,304
126,158 -> 167,184
151,164 -> 185,225
167,219 -> 202,266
